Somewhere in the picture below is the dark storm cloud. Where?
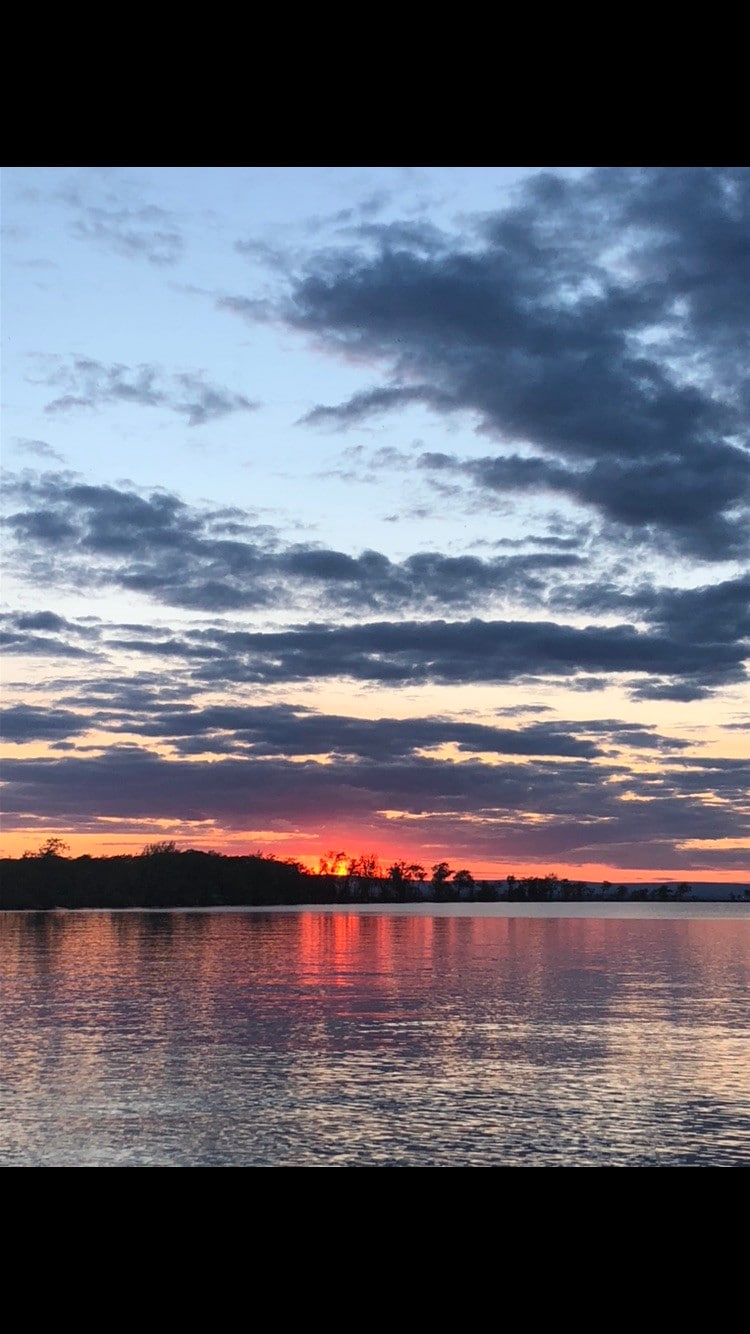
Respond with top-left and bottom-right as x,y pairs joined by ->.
228,166 -> 750,559
37,358 -> 259,425
3,473 -> 582,616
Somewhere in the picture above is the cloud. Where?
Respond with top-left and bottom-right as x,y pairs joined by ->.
34,357 -> 259,426
102,702 -> 609,759
0,609 -> 100,659
550,572 -> 750,697
4,167 -> 748,875
187,618 -> 746,695
1,704 -> 92,743
0,692 -> 616,759
223,167 -> 750,559
3,473 -> 748,696
2,664 -> 691,770
68,202 -> 184,266
417,450 -> 749,560
301,384 -> 456,429
39,613 -> 740,698
13,438 -> 66,463
2,472 -> 584,616
2,742 -> 746,870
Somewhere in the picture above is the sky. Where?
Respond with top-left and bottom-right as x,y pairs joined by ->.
1,165 -> 748,881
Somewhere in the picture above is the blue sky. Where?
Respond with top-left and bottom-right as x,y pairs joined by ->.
2,165 -> 748,878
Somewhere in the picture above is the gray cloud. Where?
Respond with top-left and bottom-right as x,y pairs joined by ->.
0,609 -> 100,660
2,743 -> 746,871
2,667 -> 688,768
222,167 -> 750,559
551,571 -> 750,693
302,384 -> 457,428
3,472 -> 583,616
69,202 -> 184,266
3,474 -> 748,697
75,615 -> 744,698
4,167 -> 748,876
0,695 -> 608,759
36,358 -> 259,426
550,568 -> 750,632
418,450 -> 749,559
1,591 -> 742,870
187,618 -> 746,696
1,704 -> 92,743
14,438 -> 66,463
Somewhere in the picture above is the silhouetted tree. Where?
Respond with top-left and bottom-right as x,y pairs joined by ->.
452,869 -> 475,898
319,850 -> 348,875
23,836 -> 70,859
431,861 -> 453,901
348,852 -> 380,878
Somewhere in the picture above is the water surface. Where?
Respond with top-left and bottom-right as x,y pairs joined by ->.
1,905 -> 748,1166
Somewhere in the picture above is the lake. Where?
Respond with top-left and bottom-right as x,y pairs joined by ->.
1,904 -> 748,1167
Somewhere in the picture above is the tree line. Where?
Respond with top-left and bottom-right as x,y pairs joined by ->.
0,839 -> 702,910
316,850 -> 694,902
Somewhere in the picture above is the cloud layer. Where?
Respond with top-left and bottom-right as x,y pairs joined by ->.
225,167 -> 750,560
3,166 -> 749,875
4,474 -> 748,700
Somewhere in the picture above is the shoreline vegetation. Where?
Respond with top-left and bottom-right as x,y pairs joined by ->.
1,840 -> 747,911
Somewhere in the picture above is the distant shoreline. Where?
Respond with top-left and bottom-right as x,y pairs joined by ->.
1,851 -> 747,911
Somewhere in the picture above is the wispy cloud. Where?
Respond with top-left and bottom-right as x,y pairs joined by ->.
67,198 -> 184,266
33,358 -> 259,425
13,438 -> 66,463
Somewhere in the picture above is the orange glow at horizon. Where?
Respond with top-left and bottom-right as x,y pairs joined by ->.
1,824 -> 747,884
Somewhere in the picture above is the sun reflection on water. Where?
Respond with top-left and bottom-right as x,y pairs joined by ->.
1,907 -> 748,1166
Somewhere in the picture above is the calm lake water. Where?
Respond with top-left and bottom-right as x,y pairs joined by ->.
1,904 -> 748,1167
